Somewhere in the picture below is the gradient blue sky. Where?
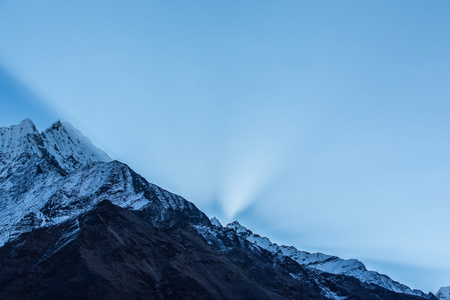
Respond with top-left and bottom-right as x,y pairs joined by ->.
1,0 -> 449,292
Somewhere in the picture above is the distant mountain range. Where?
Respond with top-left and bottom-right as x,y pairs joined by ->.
0,119 -> 442,299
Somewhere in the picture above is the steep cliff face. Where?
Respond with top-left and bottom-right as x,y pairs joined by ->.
0,119 -> 436,300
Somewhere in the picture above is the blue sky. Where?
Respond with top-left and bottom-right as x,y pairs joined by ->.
1,0 -> 449,292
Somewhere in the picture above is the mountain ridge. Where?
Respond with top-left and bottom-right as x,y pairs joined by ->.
0,119 -> 437,299
223,220 -> 427,297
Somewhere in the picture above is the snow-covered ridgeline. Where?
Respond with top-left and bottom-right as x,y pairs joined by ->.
225,220 -> 426,297
0,119 -> 203,247
1,119 -> 111,173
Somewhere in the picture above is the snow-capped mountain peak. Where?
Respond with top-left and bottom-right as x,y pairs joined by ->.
42,120 -> 112,172
0,119 -> 207,247
0,118 -> 44,161
1,119 -> 111,173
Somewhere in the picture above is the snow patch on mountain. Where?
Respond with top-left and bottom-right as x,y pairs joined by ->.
0,119 -> 206,247
1,119 -> 111,173
0,118 -> 44,162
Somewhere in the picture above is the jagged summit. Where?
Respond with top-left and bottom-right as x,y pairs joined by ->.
0,118 -> 42,159
42,119 -> 112,172
0,119 -> 207,247
0,119 -> 111,172
0,119 -> 38,144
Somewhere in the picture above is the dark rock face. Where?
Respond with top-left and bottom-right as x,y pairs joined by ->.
0,201 -> 428,300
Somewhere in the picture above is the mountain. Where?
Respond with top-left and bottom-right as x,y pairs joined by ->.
0,119 -> 437,299
436,287 -> 450,299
